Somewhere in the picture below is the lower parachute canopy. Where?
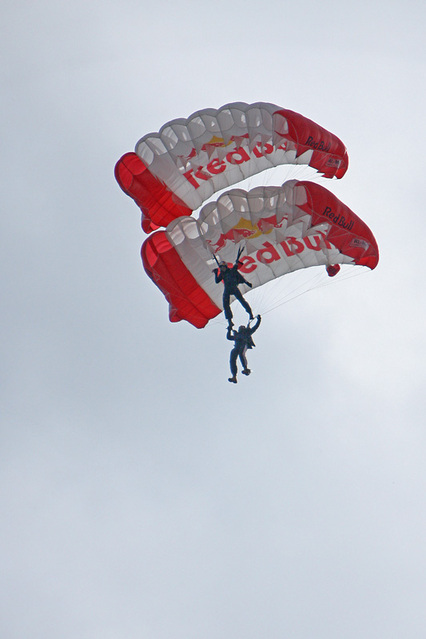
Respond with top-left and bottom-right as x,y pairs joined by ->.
141,180 -> 379,328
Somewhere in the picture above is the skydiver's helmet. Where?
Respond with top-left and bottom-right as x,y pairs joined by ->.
219,261 -> 228,270
238,325 -> 246,333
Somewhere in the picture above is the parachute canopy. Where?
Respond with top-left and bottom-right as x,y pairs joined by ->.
141,180 -> 378,328
115,102 -> 349,233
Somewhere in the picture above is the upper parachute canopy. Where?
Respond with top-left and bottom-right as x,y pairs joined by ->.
141,180 -> 378,329
115,102 -> 349,233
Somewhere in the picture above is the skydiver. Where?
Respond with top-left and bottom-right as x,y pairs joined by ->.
227,315 -> 261,384
213,254 -> 254,327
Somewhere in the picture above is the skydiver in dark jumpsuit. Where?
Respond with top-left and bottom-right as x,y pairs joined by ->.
213,259 -> 254,327
227,315 -> 262,383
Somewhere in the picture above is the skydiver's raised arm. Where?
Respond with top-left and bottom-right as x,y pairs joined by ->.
249,315 -> 261,334
226,326 -> 236,341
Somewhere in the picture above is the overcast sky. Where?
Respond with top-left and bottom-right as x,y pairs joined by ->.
2,1 -> 426,638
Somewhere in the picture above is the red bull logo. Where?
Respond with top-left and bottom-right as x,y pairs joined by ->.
183,141 -> 287,189
237,235 -> 333,274
207,214 -> 285,252
182,134 -> 249,161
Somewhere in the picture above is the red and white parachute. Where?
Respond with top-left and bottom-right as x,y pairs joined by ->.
115,102 -> 349,232
141,180 -> 379,328
115,102 -> 378,329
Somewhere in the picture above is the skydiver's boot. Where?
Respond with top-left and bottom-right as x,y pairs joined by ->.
228,376 -> 237,384
242,369 -> 251,376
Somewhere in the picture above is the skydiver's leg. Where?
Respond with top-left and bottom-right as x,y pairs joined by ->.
228,347 -> 238,383
233,289 -> 254,319
230,348 -> 238,376
240,346 -> 251,375
239,348 -> 248,371
229,348 -> 238,376
223,290 -> 233,323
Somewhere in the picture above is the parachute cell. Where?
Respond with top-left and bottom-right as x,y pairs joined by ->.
141,180 -> 379,328
115,102 -> 349,232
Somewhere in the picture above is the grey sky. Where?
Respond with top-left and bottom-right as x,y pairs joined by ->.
2,1 -> 426,638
